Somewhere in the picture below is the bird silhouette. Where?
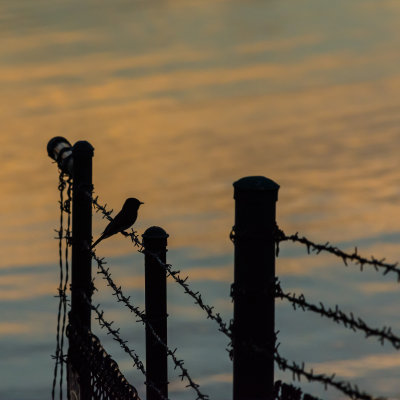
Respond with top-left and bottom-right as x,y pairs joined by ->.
91,198 -> 144,248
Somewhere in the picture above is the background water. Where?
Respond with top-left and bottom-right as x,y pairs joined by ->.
2,0 -> 400,398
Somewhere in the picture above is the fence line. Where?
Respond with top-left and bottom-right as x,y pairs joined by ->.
91,192 -> 383,400
48,138 -> 395,400
92,193 -> 378,400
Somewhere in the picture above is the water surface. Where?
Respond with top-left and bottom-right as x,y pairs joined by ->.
2,1 -> 400,399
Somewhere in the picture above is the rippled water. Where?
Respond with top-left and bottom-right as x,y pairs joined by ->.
2,0 -> 400,399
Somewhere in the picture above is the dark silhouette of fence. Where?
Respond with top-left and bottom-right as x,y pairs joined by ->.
48,136 -> 399,400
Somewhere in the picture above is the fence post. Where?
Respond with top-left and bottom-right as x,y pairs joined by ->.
142,226 -> 169,400
232,176 -> 279,400
69,140 -> 94,400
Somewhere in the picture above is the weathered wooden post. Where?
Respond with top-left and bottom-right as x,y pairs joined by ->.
231,176 -> 279,400
142,226 -> 169,400
70,140 -> 94,399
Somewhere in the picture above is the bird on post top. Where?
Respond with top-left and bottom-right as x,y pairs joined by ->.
91,198 -> 144,248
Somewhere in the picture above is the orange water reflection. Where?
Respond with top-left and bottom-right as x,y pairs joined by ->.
2,1 -> 400,398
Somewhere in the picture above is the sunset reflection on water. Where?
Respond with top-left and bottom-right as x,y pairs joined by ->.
2,0 -> 400,399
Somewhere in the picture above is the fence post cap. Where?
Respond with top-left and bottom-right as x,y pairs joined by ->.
233,176 -> 280,192
142,226 -> 169,239
73,140 -> 94,155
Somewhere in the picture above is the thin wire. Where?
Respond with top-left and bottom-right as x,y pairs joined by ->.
59,176 -> 72,397
274,349 -> 383,400
275,226 -> 400,281
52,172 -> 67,400
275,280 -> 400,350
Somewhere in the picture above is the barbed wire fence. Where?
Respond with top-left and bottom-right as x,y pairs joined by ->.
48,138 -> 400,400
58,190 -> 395,400
51,171 -> 146,400
91,193 -> 391,400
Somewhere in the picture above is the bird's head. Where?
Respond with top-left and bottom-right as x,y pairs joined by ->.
123,197 -> 144,210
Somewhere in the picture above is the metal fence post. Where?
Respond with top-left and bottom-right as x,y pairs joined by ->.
142,226 -> 169,400
69,140 -> 94,400
232,176 -> 279,400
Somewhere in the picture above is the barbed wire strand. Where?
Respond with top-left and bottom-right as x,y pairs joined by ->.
275,226 -> 400,281
60,176 -> 72,398
52,172 -> 70,400
274,349 -> 384,400
273,380 -> 322,400
91,195 -> 231,342
90,249 -> 210,400
240,333 -> 381,400
275,280 -> 400,350
51,173 -> 64,400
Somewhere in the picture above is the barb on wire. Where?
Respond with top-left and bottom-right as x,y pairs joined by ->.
274,349 -> 384,400
273,380 -> 322,400
90,248 -> 210,400
91,194 -> 232,342
275,280 -> 400,350
92,195 -> 114,222
52,172 -> 72,400
275,226 -> 400,282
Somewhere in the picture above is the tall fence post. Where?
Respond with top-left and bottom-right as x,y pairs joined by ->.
142,226 -> 169,400
69,140 -> 94,400
232,176 -> 279,400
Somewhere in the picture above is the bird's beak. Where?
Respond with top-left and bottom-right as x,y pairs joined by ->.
140,201 -> 144,205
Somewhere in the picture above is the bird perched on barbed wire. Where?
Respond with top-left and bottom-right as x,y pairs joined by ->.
91,197 -> 144,248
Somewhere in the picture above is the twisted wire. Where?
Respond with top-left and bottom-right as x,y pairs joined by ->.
59,176 -> 72,396
52,172 -> 71,400
273,380 -> 322,400
274,350 -> 384,400
275,280 -> 400,350
91,249 -> 210,400
275,227 -> 400,281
